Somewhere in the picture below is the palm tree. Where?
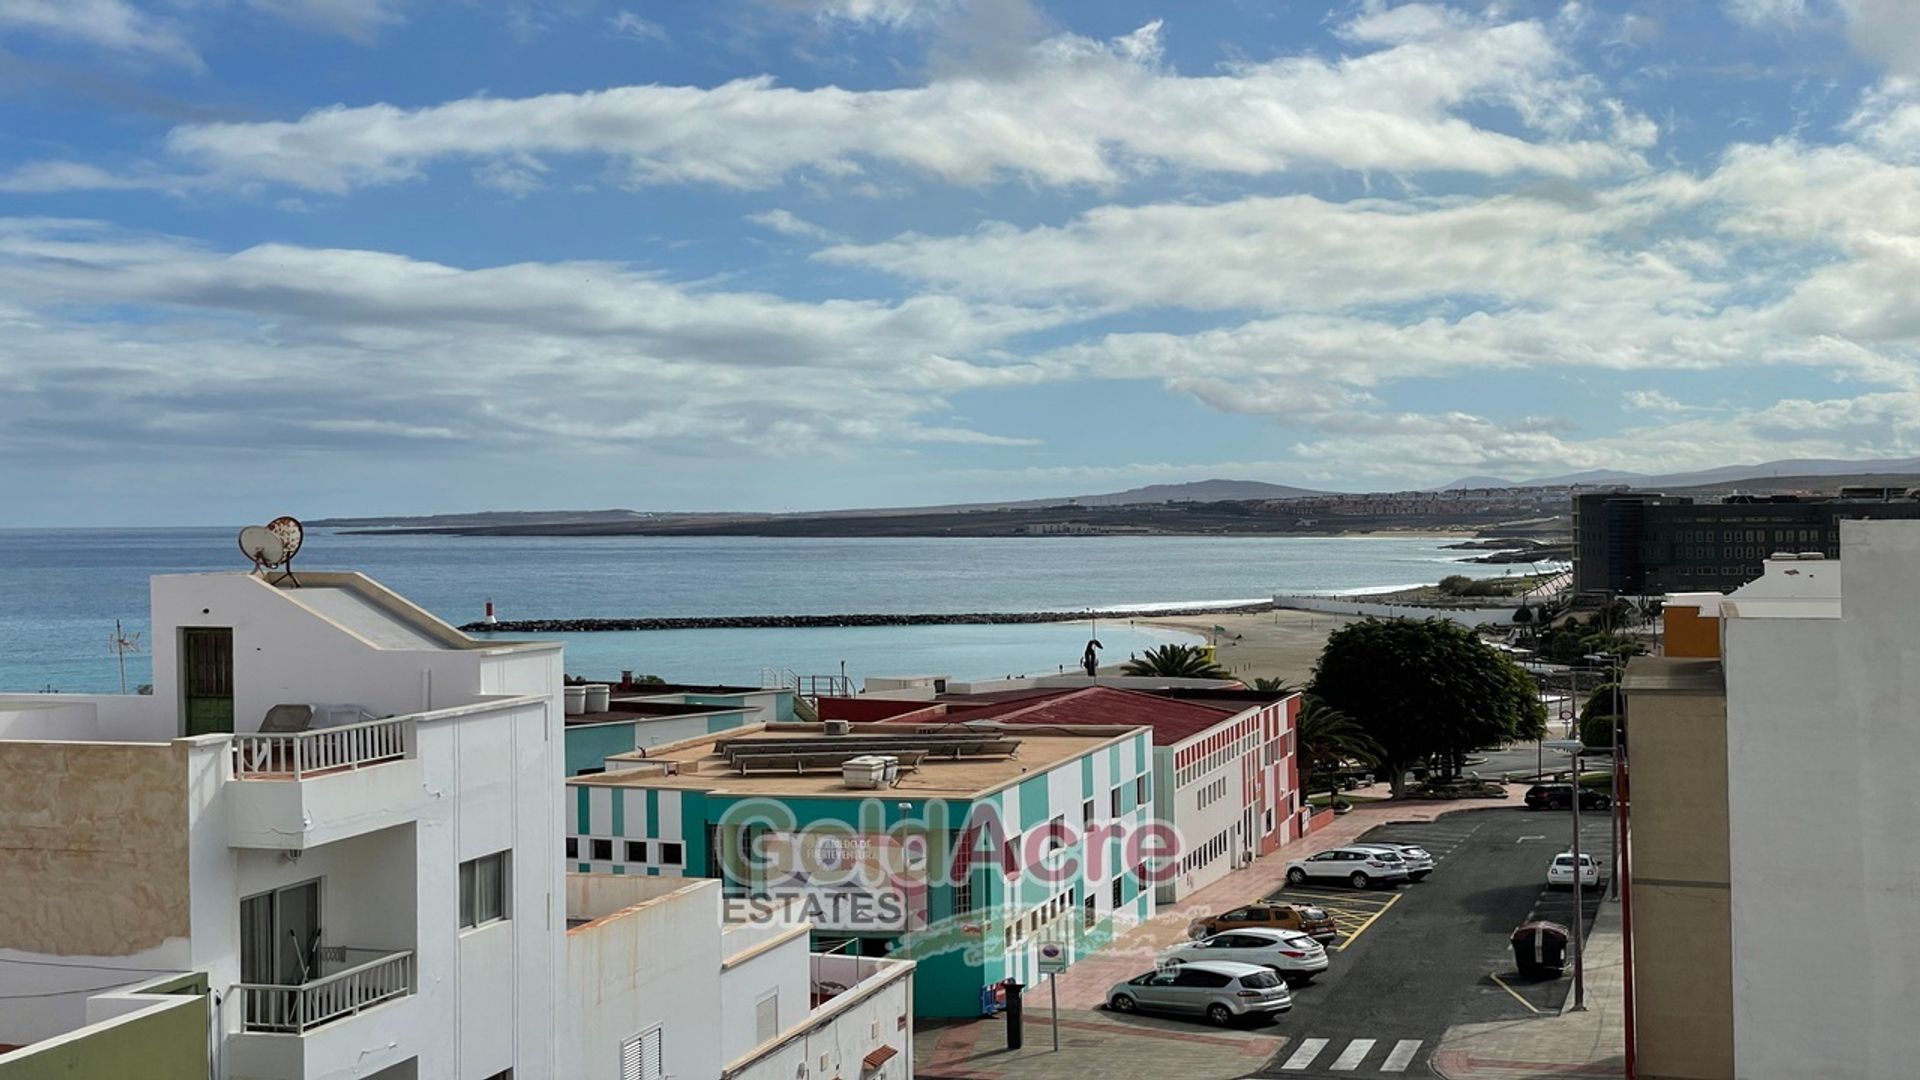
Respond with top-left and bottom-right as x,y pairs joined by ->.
1120,643 -> 1229,679
1250,677 -> 1300,694
1295,697 -> 1384,804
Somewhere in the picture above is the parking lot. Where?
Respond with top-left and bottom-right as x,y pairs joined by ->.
1237,807 -> 1615,1077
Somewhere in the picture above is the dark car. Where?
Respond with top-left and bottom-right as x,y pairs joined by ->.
1525,783 -> 1611,811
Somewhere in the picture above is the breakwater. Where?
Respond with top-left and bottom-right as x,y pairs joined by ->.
461,601 -> 1276,634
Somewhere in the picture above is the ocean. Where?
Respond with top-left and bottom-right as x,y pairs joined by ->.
0,528 -> 1547,693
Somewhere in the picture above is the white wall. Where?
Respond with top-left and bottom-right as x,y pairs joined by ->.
1721,522 -> 1920,1079
562,878 -> 724,1080
718,932 -> 811,1066
731,959 -> 914,1080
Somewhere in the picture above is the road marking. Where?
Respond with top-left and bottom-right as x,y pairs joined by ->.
1380,1039 -> 1422,1072
1489,972 -> 1542,1014
1280,1038 -> 1329,1071
1333,892 -> 1400,951
1517,835 -> 1546,843
1329,1038 -> 1376,1071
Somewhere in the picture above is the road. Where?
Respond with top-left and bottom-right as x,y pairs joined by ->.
1242,806 -> 1613,1077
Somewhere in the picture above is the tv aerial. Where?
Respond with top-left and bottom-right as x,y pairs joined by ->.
238,516 -> 305,586
108,619 -> 143,695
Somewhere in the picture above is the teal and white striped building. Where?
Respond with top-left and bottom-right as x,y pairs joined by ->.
566,722 -> 1157,1017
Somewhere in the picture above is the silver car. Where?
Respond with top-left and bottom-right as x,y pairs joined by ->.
1160,927 -> 1331,986
1284,845 -> 1411,889
1353,842 -> 1434,881
1106,960 -> 1293,1026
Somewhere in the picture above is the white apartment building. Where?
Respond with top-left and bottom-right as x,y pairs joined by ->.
562,874 -> 913,1080
1629,521 -> 1920,1079
0,570 -> 565,1080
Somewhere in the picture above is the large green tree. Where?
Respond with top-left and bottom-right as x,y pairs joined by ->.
1121,643 -> 1229,679
1295,697 -> 1384,802
1309,618 -> 1547,795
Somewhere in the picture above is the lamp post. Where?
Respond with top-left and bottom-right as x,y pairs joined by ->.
1585,652 -> 1625,903
1544,738 -> 1587,1012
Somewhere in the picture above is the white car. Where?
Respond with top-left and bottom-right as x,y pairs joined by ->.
1285,846 -> 1411,889
1547,851 -> 1603,890
1161,928 -> 1330,986
1352,842 -> 1434,881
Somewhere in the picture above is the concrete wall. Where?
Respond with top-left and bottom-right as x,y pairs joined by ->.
0,741 -> 193,1047
562,877 -> 724,1080
729,957 -> 914,1080
1715,523 -> 1920,1079
1624,659 -> 1734,1080
719,929 -> 811,1066
0,976 -> 209,1080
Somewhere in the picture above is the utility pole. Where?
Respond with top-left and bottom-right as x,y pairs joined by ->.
1570,746 -> 1586,1011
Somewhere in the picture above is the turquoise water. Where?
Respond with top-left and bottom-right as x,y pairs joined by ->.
0,529 -> 1540,692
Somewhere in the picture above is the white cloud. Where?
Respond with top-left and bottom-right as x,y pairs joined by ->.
0,219 -> 1068,466
0,160 -> 187,194
0,0 -> 199,66
244,0 -> 402,41
1837,0 -> 1920,76
746,208 -> 844,242
1722,0 -> 1811,29
156,12 -> 1643,194
608,10 -> 667,42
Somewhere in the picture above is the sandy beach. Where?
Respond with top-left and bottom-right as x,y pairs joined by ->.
1129,608 -> 1364,684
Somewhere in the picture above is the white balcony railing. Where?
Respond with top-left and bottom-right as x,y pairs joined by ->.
237,949 -> 412,1034
231,716 -> 412,779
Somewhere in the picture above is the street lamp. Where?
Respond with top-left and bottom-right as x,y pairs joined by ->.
1543,737 -> 1587,1012
1585,652 -> 1625,903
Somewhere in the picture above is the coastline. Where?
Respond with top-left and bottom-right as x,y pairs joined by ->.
1135,608 -> 1364,684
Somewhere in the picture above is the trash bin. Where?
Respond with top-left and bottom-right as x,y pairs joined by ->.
1511,920 -> 1570,979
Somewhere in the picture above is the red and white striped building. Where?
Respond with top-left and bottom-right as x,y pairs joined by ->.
936,687 -> 1303,902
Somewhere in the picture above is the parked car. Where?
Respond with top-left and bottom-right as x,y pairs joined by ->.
1162,928 -> 1330,986
1106,960 -> 1293,1026
1351,842 -> 1434,881
1524,783 -> 1612,811
1188,901 -> 1337,942
1284,846 -> 1411,888
1547,851 -> 1604,890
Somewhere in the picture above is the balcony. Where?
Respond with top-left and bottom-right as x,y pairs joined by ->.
237,948 -> 413,1034
226,716 -> 427,849
225,949 -> 419,1079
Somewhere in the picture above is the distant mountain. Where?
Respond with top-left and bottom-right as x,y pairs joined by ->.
311,508 -> 664,528
1518,468 -> 1648,486
1438,475 -> 1518,490
1066,479 -> 1330,505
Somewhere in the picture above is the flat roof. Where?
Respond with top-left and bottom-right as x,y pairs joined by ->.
565,700 -> 748,726
572,721 -> 1141,799
1624,656 -> 1726,694
949,686 -> 1245,746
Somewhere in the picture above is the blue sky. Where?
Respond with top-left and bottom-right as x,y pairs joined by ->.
3,0 -> 1919,525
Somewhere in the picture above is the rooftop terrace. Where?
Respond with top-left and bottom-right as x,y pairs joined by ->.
575,721 -> 1141,799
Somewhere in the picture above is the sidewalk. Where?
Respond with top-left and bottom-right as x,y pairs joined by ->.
1044,785 -> 1531,1010
1430,890 -> 1627,1079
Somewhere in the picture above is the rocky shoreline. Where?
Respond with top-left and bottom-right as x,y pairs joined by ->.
462,601 -> 1278,634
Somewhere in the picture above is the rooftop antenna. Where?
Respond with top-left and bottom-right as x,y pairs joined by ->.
108,619 -> 142,696
238,516 -> 304,586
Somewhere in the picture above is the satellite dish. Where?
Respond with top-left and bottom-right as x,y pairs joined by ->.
267,516 -> 304,562
238,516 -> 305,586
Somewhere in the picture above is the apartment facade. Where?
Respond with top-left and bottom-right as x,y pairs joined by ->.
566,721 -> 1156,1017
562,874 -> 913,1080
1627,521 -> 1920,1079
0,571 -> 566,1080
938,686 -> 1304,901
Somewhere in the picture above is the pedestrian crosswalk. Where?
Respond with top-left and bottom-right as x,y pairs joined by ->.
1274,1036 -> 1424,1074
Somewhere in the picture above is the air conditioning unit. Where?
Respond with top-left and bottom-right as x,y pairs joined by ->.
824,719 -> 852,736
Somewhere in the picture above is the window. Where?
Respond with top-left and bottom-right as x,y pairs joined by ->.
1136,776 -> 1149,805
1002,837 -> 1020,878
756,991 -> 779,1044
625,840 -> 649,863
565,837 -> 579,859
659,841 -> 683,865
1110,786 -> 1121,815
459,851 -> 509,929
620,1026 -> 664,1080
482,1072 -> 513,1080
953,872 -> 975,917
1110,874 -> 1123,908
591,838 -> 613,861
1084,893 -> 1097,929
1082,797 -> 1095,825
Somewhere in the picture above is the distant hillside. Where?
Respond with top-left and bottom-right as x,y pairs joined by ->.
311,508 -> 668,528
1067,479 -> 1329,504
1440,456 -> 1920,492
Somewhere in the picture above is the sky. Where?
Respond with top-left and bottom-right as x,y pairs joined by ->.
4,0 -> 1920,524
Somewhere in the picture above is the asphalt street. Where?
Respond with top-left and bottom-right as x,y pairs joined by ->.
1239,806 -> 1615,1078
